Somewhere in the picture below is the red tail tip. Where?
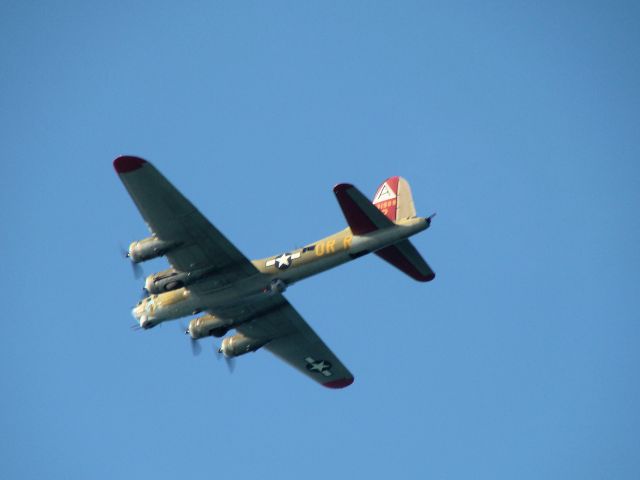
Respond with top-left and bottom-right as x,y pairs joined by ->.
113,156 -> 147,173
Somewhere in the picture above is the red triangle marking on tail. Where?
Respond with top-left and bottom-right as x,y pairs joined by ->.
373,177 -> 400,222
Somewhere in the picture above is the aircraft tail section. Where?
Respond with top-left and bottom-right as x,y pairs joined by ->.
333,178 -> 435,282
372,176 -> 416,222
332,176 -> 418,234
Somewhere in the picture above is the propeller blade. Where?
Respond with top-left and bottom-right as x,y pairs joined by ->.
216,345 -> 235,373
118,243 -> 144,279
190,337 -> 202,356
131,261 -> 143,279
181,322 -> 202,356
225,356 -> 236,373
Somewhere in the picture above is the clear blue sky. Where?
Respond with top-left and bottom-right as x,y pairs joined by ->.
2,2 -> 639,479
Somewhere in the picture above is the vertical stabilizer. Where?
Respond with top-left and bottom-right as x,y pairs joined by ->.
372,176 -> 416,222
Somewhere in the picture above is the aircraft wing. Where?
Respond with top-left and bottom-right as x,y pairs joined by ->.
230,296 -> 355,389
113,156 -> 258,281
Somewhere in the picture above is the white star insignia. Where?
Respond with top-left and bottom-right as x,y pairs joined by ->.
304,357 -> 333,376
275,253 -> 290,268
309,360 -> 328,372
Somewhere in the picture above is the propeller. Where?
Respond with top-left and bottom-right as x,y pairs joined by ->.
180,323 -> 234,372
216,346 -> 235,373
181,322 -> 202,356
189,335 -> 202,356
119,244 -> 143,279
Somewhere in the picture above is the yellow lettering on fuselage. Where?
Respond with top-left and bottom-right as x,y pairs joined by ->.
314,234 -> 351,257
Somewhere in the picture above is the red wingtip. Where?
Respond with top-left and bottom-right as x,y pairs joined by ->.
323,377 -> 355,389
113,155 -> 147,173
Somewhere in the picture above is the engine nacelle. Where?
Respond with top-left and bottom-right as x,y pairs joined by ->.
128,236 -> 177,263
145,266 -> 217,294
220,333 -> 269,358
145,268 -> 186,294
267,278 -> 287,294
188,314 -> 230,339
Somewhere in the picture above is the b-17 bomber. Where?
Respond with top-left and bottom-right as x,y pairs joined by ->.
114,156 -> 436,388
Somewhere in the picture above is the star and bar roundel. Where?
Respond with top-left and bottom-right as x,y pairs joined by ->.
265,252 -> 301,270
305,356 -> 333,377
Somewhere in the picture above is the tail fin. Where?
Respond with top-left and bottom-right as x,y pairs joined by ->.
372,176 -> 416,223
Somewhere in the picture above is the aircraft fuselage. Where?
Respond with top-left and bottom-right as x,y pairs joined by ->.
133,217 -> 429,328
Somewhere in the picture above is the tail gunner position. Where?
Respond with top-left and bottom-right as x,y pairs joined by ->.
115,156 -> 435,388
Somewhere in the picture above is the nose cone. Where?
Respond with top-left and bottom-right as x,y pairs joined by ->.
131,304 -> 153,329
131,304 -> 149,327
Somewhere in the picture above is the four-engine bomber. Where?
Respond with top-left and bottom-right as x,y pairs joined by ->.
115,155 -> 436,388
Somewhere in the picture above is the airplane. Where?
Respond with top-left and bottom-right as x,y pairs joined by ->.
114,155 -> 436,389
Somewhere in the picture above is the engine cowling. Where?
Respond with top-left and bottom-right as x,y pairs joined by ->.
267,278 -> 287,294
220,333 -> 269,358
128,236 -> 177,263
145,266 -> 217,294
188,314 -> 230,339
145,268 -> 185,294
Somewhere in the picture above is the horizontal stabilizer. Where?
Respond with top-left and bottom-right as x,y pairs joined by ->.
333,184 -> 394,235
375,240 -> 435,282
